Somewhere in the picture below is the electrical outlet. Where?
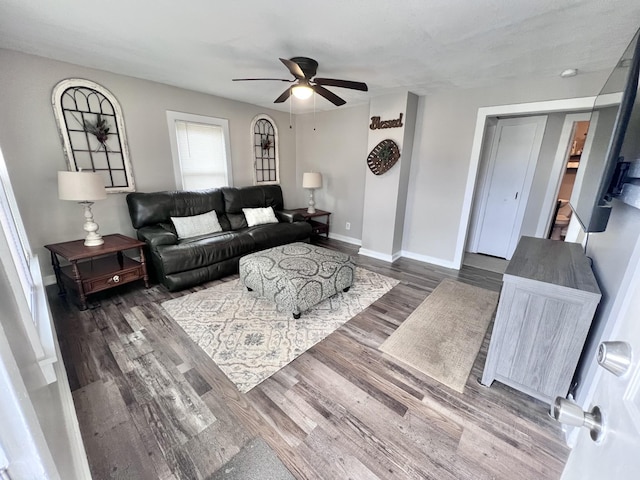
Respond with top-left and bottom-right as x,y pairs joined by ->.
345,222 -> 351,230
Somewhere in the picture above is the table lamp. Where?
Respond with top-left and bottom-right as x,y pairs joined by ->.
302,172 -> 322,214
58,171 -> 107,246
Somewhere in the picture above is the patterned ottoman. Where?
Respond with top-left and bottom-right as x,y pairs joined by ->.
239,242 -> 355,318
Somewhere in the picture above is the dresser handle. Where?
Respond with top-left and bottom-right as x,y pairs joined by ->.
111,275 -> 120,283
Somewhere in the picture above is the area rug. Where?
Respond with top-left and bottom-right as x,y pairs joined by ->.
162,267 -> 398,393
379,278 -> 499,393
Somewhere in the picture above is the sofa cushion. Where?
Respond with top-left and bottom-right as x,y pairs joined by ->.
127,188 -> 227,229
156,231 -> 256,275
245,222 -> 313,250
171,210 -> 222,239
222,185 -> 284,214
243,206 -> 279,227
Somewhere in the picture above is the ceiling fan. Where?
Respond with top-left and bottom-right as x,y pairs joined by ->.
233,57 -> 368,106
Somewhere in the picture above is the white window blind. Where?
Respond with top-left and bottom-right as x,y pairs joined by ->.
167,111 -> 233,190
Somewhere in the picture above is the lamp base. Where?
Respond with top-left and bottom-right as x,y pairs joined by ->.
80,201 -> 104,247
84,235 -> 104,247
307,189 -> 316,214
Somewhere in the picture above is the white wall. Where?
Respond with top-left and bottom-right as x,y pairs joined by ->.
295,104 -> 369,242
0,48 -> 297,278
575,199 -> 640,402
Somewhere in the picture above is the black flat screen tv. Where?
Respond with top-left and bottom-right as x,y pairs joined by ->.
570,27 -> 640,232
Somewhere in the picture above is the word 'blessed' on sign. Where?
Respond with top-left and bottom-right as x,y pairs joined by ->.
369,113 -> 404,130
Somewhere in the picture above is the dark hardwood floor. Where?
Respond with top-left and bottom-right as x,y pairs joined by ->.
49,238 -> 570,479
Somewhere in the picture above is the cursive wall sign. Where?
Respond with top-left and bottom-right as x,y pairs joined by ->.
369,113 -> 404,130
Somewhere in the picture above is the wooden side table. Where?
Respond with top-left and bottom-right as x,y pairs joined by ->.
291,208 -> 331,238
45,234 -> 149,310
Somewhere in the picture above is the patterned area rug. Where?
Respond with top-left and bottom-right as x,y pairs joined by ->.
162,267 -> 398,393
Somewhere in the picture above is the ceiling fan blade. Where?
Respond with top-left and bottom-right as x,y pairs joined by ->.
313,85 -> 346,106
232,78 -> 294,82
274,86 -> 293,103
279,58 -> 306,79
314,78 -> 368,91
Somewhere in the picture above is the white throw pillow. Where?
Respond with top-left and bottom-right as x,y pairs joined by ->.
243,206 -> 279,227
171,210 -> 222,239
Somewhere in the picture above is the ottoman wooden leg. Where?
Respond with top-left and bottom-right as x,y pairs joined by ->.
247,287 -> 253,291
293,312 -> 301,319
343,286 -> 350,292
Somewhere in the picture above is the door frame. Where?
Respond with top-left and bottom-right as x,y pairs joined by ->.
470,115 -> 548,259
535,112 -> 592,238
454,96 -> 597,269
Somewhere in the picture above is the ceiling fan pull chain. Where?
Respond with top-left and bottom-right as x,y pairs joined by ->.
289,90 -> 292,129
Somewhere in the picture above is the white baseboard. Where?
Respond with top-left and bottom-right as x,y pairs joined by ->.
357,248 -> 401,263
44,274 -> 57,287
328,232 -> 362,246
400,250 -> 458,269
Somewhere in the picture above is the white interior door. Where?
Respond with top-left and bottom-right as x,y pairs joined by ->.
473,116 -> 547,259
561,255 -> 640,479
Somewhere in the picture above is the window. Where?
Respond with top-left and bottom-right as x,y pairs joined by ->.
0,146 -> 57,383
52,78 -> 135,193
251,114 -> 279,184
167,111 -> 233,190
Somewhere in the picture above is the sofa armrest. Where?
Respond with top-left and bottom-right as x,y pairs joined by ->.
137,225 -> 178,248
276,209 -> 305,223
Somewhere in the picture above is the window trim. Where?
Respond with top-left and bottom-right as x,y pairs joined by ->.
166,111 -> 233,190
251,114 -> 280,185
0,147 -> 57,384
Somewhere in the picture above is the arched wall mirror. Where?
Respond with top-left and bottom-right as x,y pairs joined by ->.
52,78 -> 135,193
251,114 -> 279,185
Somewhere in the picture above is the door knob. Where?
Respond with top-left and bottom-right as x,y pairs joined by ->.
552,397 -> 605,442
597,341 -> 632,377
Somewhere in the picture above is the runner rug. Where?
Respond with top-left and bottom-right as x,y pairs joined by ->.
379,278 -> 499,393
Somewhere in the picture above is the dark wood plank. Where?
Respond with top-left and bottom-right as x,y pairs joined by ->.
50,237 -> 569,479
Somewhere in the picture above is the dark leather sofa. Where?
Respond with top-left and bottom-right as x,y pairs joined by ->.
126,184 -> 312,291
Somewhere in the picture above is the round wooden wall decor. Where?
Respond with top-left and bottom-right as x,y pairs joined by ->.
367,139 -> 401,175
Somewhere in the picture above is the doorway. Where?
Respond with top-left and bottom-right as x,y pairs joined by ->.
548,120 -> 590,240
454,96 -> 596,270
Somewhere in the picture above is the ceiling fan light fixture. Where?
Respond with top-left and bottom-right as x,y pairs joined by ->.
292,84 -> 313,99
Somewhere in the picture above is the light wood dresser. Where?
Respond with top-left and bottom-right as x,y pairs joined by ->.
481,236 -> 601,404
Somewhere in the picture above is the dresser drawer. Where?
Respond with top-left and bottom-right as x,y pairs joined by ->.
83,266 -> 144,294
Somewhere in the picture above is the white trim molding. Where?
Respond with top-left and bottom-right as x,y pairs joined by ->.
358,247 -> 401,263
328,232 -> 362,246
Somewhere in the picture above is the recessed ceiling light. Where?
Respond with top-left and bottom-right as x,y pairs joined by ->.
560,68 -> 578,78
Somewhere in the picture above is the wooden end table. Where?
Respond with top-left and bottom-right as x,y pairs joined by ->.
291,208 -> 331,238
45,234 -> 149,310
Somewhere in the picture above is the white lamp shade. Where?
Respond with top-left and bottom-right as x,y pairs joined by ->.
302,172 -> 322,189
292,85 -> 313,99
58,171 -> 107,201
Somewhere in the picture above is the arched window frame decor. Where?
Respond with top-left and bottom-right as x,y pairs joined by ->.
251,114 -> 279,185
51,78 -> 135,193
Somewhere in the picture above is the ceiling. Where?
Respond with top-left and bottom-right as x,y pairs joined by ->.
1,0 -> 639,113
